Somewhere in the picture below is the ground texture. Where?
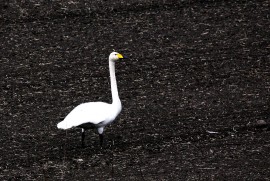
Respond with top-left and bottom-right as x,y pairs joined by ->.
0,0 -> 270,180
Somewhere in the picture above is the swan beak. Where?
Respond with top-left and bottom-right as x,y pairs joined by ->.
117,53 -> 124,59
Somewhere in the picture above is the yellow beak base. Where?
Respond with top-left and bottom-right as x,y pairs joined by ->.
117,53 -> 124,59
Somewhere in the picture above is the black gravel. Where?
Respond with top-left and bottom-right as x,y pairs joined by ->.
1,0 -> 270,180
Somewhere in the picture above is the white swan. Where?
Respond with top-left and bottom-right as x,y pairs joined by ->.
57,52 -> 124,147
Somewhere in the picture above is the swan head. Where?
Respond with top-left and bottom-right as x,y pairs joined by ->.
109,52 -> 124,62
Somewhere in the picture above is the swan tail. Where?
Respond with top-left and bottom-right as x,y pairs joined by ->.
57,120 -> 73,130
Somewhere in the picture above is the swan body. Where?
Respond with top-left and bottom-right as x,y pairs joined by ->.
57,101 -> 121,129
57,52 -> 124,147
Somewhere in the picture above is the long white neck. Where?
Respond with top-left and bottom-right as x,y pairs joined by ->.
109,60 -> 121,106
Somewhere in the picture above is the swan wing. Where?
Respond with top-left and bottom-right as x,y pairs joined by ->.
57,102 -> 112,129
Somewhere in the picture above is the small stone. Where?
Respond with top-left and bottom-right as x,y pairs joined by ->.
257,120 -> 266,125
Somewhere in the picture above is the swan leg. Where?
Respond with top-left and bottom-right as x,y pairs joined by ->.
97,127 -> 104,147
99,134 -> 104,147
81,128 -> 86,147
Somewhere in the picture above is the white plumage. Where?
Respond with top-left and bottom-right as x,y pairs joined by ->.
57,52 -> 124,147
57,102 -> 117,129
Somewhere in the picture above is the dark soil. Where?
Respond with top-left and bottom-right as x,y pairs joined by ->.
1,0 -> 270,180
